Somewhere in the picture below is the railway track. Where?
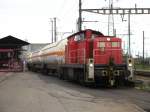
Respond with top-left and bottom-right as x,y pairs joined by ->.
33,72 -> 149,111
0,72 -> 149,112
135,70 -> 150,77
134,69 -> 150,94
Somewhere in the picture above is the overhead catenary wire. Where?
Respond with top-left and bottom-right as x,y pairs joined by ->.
58,0 -> 78,19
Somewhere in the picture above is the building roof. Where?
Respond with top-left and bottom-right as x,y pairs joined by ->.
0,35 -> 30,48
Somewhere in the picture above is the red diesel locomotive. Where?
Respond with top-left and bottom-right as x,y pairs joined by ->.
27,29 -> 133,86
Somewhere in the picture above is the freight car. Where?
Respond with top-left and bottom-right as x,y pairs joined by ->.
27,29 -> 134,87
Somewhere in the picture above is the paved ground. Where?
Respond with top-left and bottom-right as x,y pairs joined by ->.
0,72 -> 149,112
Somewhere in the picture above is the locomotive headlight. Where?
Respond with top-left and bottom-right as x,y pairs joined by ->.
129,63 -> 132,67
89,63 -> 93,67
107,38 -> 110,41
128,58 -> 133,67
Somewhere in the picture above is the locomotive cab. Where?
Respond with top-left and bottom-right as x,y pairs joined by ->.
64,29 -> 132,86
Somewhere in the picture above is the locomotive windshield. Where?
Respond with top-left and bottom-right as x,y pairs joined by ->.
91,34 -> 100,39
98,41 -> 120,48
74,33 -> 85,41
99,42 -> 105,47
112,42 -> 120,47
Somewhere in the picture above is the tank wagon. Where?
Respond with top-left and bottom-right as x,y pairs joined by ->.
27,29 -> 133,86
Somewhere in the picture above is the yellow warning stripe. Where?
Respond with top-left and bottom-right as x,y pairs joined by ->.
30,51 -> 65,59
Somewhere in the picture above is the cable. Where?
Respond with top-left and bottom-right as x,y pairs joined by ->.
56,0 -> 69,17
60,0 -> 78,19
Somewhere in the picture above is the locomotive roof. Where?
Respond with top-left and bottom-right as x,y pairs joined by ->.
67,29 -> 104,39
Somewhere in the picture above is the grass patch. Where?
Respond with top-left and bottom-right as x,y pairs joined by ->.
135,64 -> 150,70
135,81 -> 150,92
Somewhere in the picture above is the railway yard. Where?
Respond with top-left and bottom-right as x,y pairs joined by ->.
0,21 -> 149,112
0,0 -> 150,112
0,71 -> 149,112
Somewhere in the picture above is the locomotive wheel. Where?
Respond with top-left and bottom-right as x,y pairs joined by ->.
32,67 -> 37,72
58,69 -> 63,80
124,80 -> 135,87
27,65 -> 31,71
114,76 -> 124,87
75,69 -> 85,85
58,73 -> 63,79
95,76 -> 109,87
60,68 -> 68,80
42,68 -> 49,75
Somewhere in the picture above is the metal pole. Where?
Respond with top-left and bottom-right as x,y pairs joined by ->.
54,17 -> 57,42
128,12 -> 131,57
107,0 -> 115,36
108,0 -> 111,36
51,19 -> 53,43
108,14 -> 110,36
79,0 -> 82,31
112,5 -> 115,36
143,31 -> 145,61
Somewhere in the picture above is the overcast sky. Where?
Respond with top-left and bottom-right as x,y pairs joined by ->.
0,0 -> 150,56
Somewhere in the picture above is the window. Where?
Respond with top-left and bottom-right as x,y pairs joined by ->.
74,33 -> 85,41
98,42 -> 120,48
80,33 -> 85,40
98,42 -> 105,48
74,35 -> 79,41
112,42 -> 120,47
91,34 -> 98,39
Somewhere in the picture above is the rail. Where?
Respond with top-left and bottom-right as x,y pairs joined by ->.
135,69 -> 150,78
